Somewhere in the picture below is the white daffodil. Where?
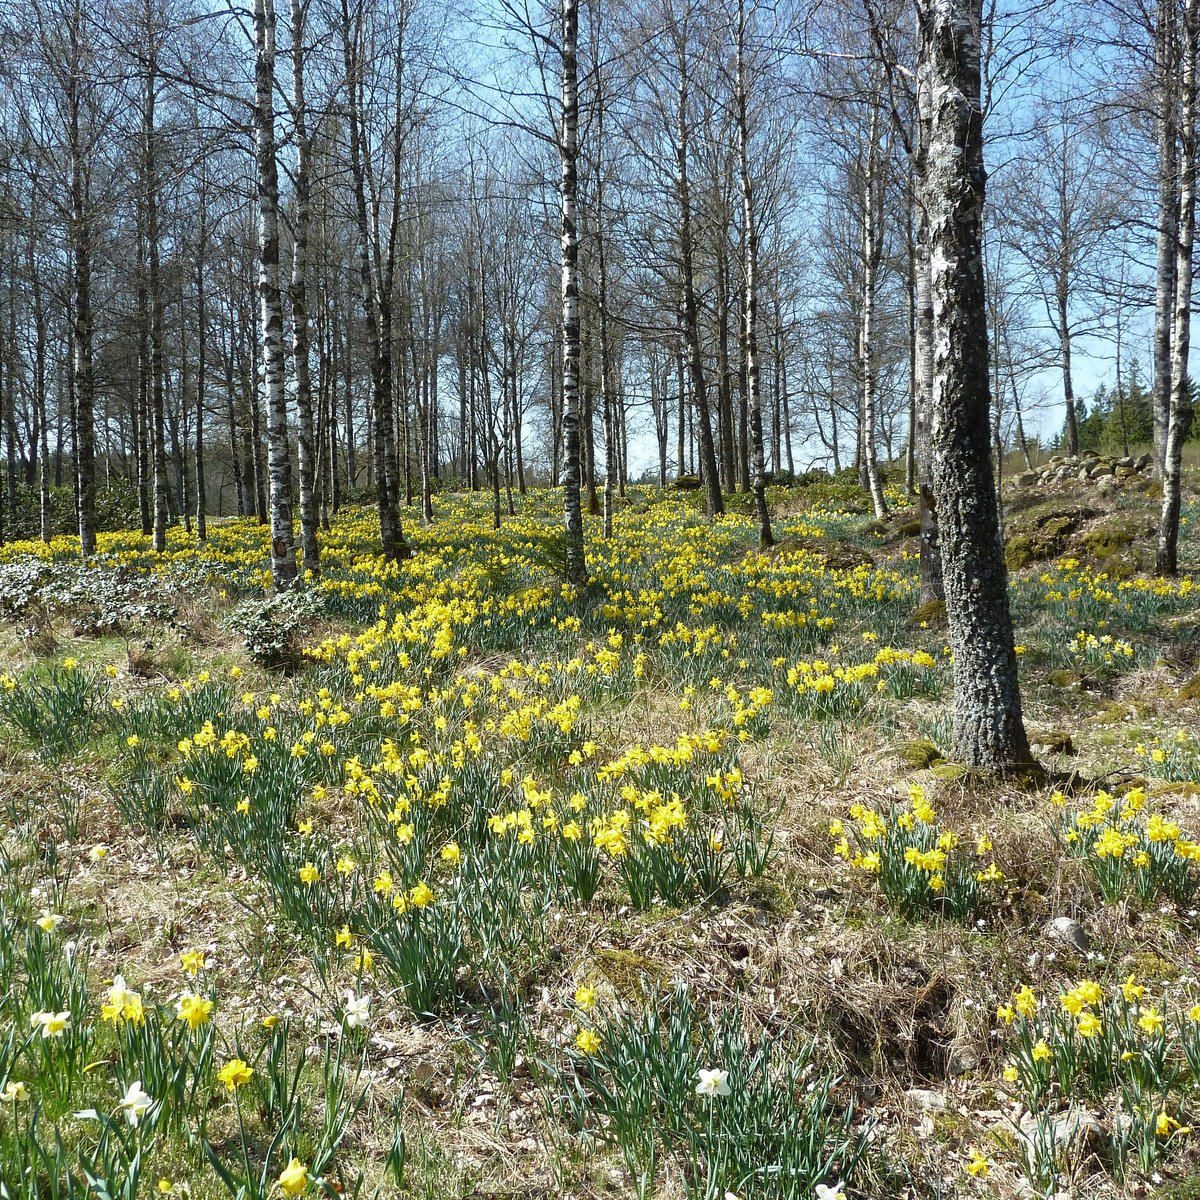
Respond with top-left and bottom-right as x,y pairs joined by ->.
36,910 -> 64,933
118,1080 -> 153,1127
31,1010 -> 71,1039
343,992 -> 370,1028
815,1182 -> 847,1200
694,1067 -> 731,1098
107,974 -> 138,1011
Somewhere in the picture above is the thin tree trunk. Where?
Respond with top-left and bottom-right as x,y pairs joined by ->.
1154,0 -> 1179,476
737,0 -> 772,547
1160,0 -> 1198,575
914,37 -> 943,606
144,23 -> 169,552
1057,287 -> 1078,456
29,240 -> 52,542
253,0 -> 297,588
560,0 -> 586,582
135,199 -> 152,534
290,0 -> 319,574
860,97 -> 889,521
68,1 -> 96,558
677,56 -> 723,519
340,0 -> 407,560
195,187 -> 208,540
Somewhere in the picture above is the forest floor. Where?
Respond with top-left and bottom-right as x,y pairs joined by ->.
0,466 -> 1197,1200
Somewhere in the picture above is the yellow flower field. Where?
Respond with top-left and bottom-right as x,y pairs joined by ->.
0,484 -> 1196,1198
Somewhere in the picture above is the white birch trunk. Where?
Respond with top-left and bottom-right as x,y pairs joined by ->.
253,0 -> 297,589
1159,0 -> 1198,574
290,0 -> 320,575
1154,0 -> 1179,477
560,0 -> 586,582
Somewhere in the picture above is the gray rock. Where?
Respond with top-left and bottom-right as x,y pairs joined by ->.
1136,453 -> 1153,470
948,1047 -> 980,1076
905,1087 -> 948,1111
1016,472 -> 1038,487
1045,916 -> 1090,953
1019,1105 -> 1103,1154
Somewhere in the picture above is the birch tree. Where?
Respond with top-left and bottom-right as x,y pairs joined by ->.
560,0 -> 586,583
1154,0 -> 1179,475
252,0 -> 297,589
1158,0 -> 1197,575
289,0 -> 319,574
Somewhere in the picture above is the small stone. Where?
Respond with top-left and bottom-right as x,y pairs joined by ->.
948,1047 -> 979,1076
1045,916 -> 1090,953
905,1087 -> 948,1111
1031,729 -> 1074,755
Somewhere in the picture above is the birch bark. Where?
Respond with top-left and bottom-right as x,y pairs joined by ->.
1159,0 -> 1197,575
253,0 -> 297,589
560,0 -> 587,582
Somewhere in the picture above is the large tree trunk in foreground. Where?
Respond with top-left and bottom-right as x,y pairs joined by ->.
922,0 -> 1030,772
253,0 -> 297,589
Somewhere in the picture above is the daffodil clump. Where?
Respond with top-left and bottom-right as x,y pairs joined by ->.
0,658 -> 109,763
1028,558 -> 1196,629
0,862 -> 386,1199
832,785 -> 1002,919
113,625 -> 769,1013
554,980 -> 863,1200
1068,628 -> 1136,676
782,645 -> 941,720
1136,730 -> 1200,784
997,975 -> 1199,1180
1056,787 -> 1199,904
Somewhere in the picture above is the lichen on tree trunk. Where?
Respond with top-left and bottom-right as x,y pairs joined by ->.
921,0 -> 1031,773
